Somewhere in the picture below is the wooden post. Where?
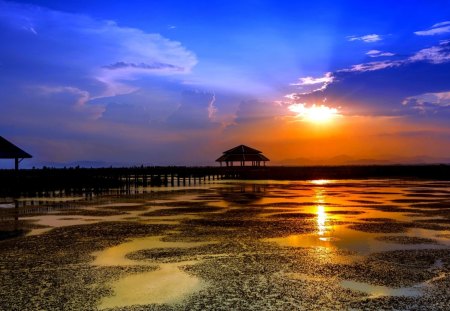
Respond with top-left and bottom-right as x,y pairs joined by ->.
14,200 -> 19,231
15,158 -> 19,171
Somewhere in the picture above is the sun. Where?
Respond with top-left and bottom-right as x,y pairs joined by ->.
288,103 -> 341,123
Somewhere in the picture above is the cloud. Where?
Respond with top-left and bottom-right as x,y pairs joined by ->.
100,103 -> 154,125
0,0 -> 219,165
402,91 -> 450,114
103,61 -> 184,72
340,40 -> 450,73
233,100 -> 286,124
289,72 -> 334,95
409,41 -> 450,64
283,40 -> 450,118
414,21 -> 450,36
291,72 -> 334,86
340,60 -> 403,72
366,50 -> 395,57
165,90 -> 220,129
433,21 -> 450,28
36,86 -> 90,108
207,93 -> 217,121
347,34 -> 382,42
0,0 -> 197,105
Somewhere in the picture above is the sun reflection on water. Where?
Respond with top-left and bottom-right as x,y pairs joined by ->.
317,205 -> 327,237
311,179 -> 330,185
314,187 -> 330,237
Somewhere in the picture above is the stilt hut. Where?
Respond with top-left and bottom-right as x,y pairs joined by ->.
216,145 -> 269,167
0,136 -> 32,170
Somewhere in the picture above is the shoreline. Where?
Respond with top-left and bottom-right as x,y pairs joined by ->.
1,164 -> 450,195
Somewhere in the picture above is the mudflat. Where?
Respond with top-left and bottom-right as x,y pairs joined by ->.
0,179 -> 449,310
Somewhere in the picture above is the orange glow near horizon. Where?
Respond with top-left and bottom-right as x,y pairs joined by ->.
288,103 -> 341,123
221,111 -> 450,165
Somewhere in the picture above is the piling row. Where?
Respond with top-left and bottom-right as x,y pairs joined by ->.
1,164 -> 450,198
0,166 -> 247,197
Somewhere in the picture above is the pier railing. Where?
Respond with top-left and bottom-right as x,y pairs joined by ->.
0,166 -> 242,197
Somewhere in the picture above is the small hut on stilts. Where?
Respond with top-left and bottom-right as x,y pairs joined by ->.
0,136 -> 32,171
216,145 -> 269,167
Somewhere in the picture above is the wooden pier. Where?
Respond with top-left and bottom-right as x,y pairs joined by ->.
0,166 -> 244,197
1,164 -> 450,198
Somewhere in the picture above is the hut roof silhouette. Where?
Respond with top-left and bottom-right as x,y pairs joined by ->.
216,144 -> 269,166
0,136 -> 32,170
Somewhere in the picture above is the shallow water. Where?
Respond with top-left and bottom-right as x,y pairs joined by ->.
340,279 -> 422,298
265,216 -> 450,255
98,261 -> 204,309
93,236 -> 210,308
92,235 -> 211,267
1,179 -> 450,310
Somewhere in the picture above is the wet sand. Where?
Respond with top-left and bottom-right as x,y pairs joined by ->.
0,179 -> 449,310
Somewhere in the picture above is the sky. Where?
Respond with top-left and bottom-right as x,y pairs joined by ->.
1,0 -> 450,167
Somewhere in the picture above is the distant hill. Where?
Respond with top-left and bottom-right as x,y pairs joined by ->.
2,155 -> 450,170
275,154 -> 450,166
23,160 -> 131,169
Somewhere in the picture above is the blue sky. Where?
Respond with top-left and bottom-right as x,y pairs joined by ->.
1,0 -> 450,167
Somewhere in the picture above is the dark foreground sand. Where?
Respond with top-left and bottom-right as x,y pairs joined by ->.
0,180 -> 449,310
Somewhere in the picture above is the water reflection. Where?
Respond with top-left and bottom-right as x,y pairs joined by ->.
340,280 -> 422,298
98,261 -> 204,309
314,187 -> 330,238
92,236 -> 209,266
317,205 -> 327,237
264,179 -> 450,254
93,236 -> 212,309
311,179 -> 330,185
4,178 -> 450,256
218,184 -> 266,205
2,178 -> 450,308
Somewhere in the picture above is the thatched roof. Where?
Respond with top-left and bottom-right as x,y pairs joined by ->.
216,144 -> 269,162
223,145 -> 262,155
0,136 -> 32,159
216,153 -> 269,162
